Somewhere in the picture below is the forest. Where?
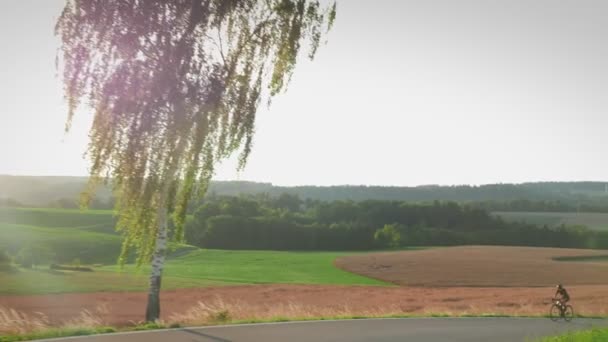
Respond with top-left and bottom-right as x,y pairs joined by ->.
185,194 -> 608,250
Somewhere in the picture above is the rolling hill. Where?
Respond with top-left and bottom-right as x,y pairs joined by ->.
0,207 -> 385,295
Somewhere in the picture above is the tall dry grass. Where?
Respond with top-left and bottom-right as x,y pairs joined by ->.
167,296 -> 608,326
63,304 -> 109,329
2,297 -> 605,337
0,307 -> 50,335
0,304 -> 109,335
167,296 -> 452,326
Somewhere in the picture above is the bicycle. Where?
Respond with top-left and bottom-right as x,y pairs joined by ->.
549,298 -> 573,322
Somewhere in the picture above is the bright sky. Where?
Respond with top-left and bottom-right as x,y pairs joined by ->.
1,0 -> 608,186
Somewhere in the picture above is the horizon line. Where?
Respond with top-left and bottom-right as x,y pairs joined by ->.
2,174 -> 608,189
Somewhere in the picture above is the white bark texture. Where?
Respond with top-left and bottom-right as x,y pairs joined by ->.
146,138 -> 187,322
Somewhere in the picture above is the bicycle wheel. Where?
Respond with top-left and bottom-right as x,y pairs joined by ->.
563,305 -> 574,322
549,304 -> 561,321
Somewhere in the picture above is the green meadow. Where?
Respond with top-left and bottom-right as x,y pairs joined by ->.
0,207 -> 385,295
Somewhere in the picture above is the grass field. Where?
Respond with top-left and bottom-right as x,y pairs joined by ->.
106,249 -> 388,286
494,211 -> 608,231
0,249 -> 387,295
0,207 -> 116,231
0,223 -> 123,265
0,269 -> 229,295
0,207 -> 199,266
0,207 -> 120,264
0,207 -> 387,295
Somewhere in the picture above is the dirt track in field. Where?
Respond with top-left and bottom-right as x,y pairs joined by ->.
335,246 -> 608,287
3,285 -> 608,326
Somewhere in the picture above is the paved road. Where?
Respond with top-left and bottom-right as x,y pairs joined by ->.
41,318 -> 608,342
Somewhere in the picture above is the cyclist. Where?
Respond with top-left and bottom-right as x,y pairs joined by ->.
554,284 -> 570,311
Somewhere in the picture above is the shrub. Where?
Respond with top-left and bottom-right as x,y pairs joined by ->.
374,224 -> 401,249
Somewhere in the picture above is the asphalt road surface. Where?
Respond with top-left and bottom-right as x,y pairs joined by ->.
41,318 -> 608,342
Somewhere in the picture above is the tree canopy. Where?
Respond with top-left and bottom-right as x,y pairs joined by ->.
56,0 -> 336,266
185,194 -> 608,251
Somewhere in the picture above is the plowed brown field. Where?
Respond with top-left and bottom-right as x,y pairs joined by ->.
335,246 -> 608,287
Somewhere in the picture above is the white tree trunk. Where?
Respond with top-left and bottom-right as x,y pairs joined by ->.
145,201 -> 169,322
145,138 -> 187,322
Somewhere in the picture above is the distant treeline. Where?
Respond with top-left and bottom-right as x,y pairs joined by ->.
0,197 -> 115,210
6,193 -> 608,215
185,194 -> 608,251
4,175 -> 608,210
469,199 -> 608,213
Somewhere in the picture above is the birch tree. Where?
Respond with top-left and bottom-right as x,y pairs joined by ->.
55,0 -> 336,322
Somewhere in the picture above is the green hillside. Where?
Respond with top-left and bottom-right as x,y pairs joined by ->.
0,248 -> 386,295
0,207 -> 386,295
0,207 -> 120,263
0,207 -> 196,264
0,207 -> 116,231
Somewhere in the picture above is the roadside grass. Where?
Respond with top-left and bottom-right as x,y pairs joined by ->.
536,327 -> 608,341
5,301 -> 604,342
165,299 -> 553,326
0,327 -> 117,342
